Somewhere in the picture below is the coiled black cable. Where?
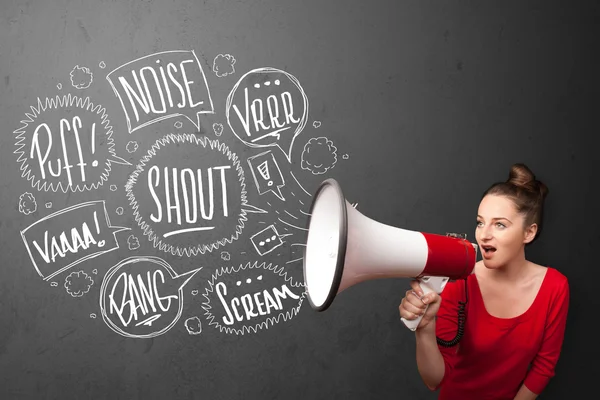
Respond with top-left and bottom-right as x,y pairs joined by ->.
436,277 -> 468,348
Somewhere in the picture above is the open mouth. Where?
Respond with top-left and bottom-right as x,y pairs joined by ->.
481,245 -> 497,255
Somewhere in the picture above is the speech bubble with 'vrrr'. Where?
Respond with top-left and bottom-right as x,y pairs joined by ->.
99,256 -> 201,338
20,200 -> 130,281
226,67 -> 309,163
13,94 -> 131,193
106,50 -> 214,133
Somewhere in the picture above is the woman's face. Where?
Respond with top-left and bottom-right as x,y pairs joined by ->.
475,194 -> 535,269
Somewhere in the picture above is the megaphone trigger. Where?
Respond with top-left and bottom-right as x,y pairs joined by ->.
401,276 -> 449,331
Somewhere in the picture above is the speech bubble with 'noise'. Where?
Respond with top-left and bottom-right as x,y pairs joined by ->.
106,50 -> 214,133
20,200 -> 130,281
13,94 -> 131,193
99,256 -> 201,339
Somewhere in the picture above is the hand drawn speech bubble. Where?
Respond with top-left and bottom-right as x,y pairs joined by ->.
13,94 -> 131,193
106,50 -> 214,133
247,150 -> 286,201
20,200 -> 130,281
226,67 -> 309,163
124,133 -> 267,258
202,261 -> 306,335
99,256 -> 201,339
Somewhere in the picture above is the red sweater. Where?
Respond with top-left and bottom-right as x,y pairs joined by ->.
434,267 -> 570,399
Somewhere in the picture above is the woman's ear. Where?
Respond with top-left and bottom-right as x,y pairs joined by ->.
523,223 -> 538,244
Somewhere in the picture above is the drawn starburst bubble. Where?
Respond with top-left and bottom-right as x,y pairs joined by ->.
124,133 -> 266,257
13,93 -> 130,193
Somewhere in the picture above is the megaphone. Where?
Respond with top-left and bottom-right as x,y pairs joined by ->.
303,178 -> 478,332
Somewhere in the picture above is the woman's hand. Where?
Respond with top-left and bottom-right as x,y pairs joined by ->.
399,280 -> 442,331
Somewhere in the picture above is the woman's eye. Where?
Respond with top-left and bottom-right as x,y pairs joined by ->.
496,223 -> 505,228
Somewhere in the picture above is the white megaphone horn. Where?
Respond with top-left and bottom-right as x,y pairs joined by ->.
302,178 -> 478,332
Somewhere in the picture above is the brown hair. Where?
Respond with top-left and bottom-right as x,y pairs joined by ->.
482,163 -> 549,244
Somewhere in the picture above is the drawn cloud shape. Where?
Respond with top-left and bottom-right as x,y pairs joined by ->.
18,192 -> 37,215
301,137 -> 338,175
70,65 -> 93,89
184,316 -> 202,335
213,54 -> 236,78
64,270 -> 94,297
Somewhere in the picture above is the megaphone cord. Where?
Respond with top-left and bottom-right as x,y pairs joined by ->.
436,278 -> 468,348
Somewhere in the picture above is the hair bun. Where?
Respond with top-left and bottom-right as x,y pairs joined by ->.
507,163 -> 549,199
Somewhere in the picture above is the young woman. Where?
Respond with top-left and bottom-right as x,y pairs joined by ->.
398,163 -> 570,400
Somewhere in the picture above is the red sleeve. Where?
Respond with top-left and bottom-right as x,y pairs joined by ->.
524,275 -> 570,394
433,279 -> 466,390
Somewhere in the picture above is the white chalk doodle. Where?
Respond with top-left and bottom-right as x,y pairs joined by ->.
212,123 -> 223,136
213,54 -> 236,78
184,316 -> 202,335
247,150 -> 286,201
126,141 -> 139,153
221,251 -> 230,261
45,202 -> 52,208
250,225 -> 283,256
110,185 -> 117,191
106,50 -> 214,134
13,93 -> 131,193
127,234 -> 140,251
174,121 -> 183,129
290,170 -> 312,198
64,270 -> 94,297
90,313 -> 97,318
301,136 -> 338,175
20,200 -> 130,281
70,65 -> 93,89
18,192 -> 37,215
191,289 -> 199,296
99,256 -> 201,338
92,269 -> 98,274
342,153 -> 349,160
56,83 -> 62,90
50,282 -> 58,287
124,133 -> 266,257
202,261 -> 305,335
226,67 -> 309,163
312,120 -> 321,128
115,207 -> 124,215
99,61 -> 106,69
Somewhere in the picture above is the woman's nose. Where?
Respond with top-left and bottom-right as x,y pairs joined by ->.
481,224 -> 493,239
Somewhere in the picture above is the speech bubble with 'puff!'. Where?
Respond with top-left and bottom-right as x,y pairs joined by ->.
13,94 -> 131,193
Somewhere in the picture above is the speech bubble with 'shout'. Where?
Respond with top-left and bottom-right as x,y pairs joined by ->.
13,94 -> 131,193
226,67 -> 309,163
99,256 -> 201,339
106,50 -> 214,133
20,200 -> 130,281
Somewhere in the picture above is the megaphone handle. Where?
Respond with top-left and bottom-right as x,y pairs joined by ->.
401,276 -> 449,332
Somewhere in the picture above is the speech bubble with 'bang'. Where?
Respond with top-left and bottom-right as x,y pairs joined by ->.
13,94 -> 131,193
99,256 -> 201,339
